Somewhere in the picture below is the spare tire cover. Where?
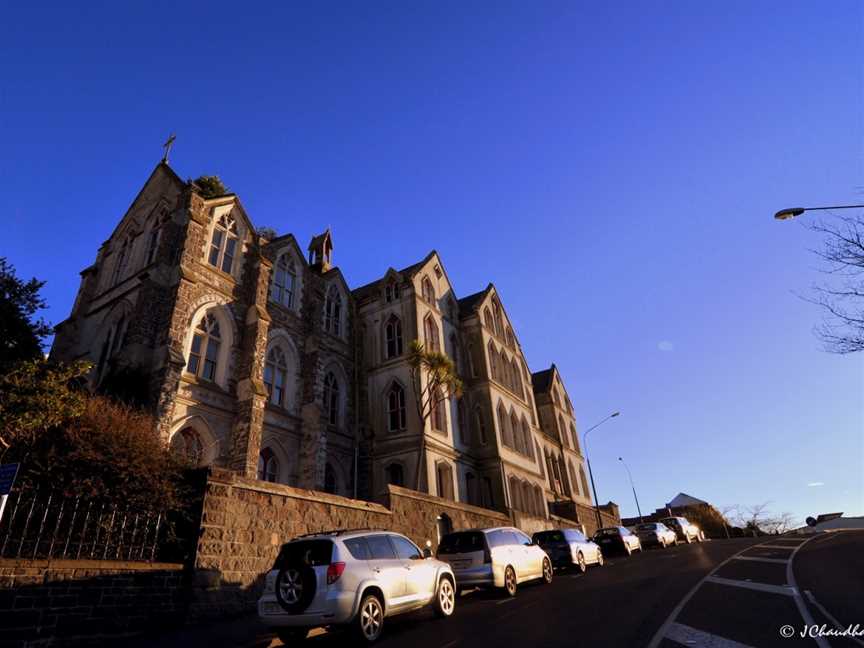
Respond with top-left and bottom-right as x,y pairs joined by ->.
275,564 -> 317,613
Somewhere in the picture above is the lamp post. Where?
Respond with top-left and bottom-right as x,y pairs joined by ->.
773,204 -> 864,220
618,456 -> 642,523
583,411 -> 620,531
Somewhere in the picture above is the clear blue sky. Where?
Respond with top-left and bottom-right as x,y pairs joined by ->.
2,1 -> 861,524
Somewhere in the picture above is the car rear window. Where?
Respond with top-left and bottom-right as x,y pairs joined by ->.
344,537 -> 371,560
637,524 -> 657,531
565,530 -> 587,542
273,539 -> 333,569
438,531 -> 486,554
596,528 -> 620,537
534,531 -> 565,543
662,518 -> 681,527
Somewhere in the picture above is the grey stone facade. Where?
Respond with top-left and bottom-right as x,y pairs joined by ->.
52,160 -> 603,519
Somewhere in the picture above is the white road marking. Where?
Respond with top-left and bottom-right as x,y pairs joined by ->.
732,556 -> 789,565
665,622 -> 757,648
704,575 -> 796,596
757,544 -> 797,550
442,640 -> 461,648
495,597 -> 516,605
785,535 -> 831,648
804,590 -> 864,648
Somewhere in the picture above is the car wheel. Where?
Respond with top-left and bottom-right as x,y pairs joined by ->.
542,558 -> 554,583
697,533 -> 704,543
576,552 -> 587,574
356,593 -> 385,643
596,551 -> 604,566
686,535 -> 692,544
277,629 -> 308,645
434,577 -> 456,618
503,565 -> 517,597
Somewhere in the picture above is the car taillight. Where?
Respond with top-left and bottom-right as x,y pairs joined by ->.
327,562 -> 346,585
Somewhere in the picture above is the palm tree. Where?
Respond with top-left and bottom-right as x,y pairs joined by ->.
407,340 -> 463,491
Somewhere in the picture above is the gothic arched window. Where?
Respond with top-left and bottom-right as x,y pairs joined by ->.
385,281 -> 400,302
323,285 -> 342,335
208,214 -> 239,274
484,307 -> 495,332
492,299 -> 504,337
497,402 -> 512,448
488,341 -> 498,381
171,428 -> 204,466
457,400 -> 468,445
258,447 -> 280,483
431,388 -> 446,433
271,253 -> 297,308
187,313 -> 221,381
264,346 -> 288,407
385,315 -> 403,359
474,407 -> 487,444
580,465 -> 591,500
387,382 -> 406,432
421,276 -> 435,303
323,372 -> 339,426
568,461 -> 579,497
424,314 -> 440,352
570,423 -> 581,454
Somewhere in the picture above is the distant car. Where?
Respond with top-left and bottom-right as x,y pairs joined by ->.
532,528 -> 604,572
258,530 -> 456,644
660,517 -> 704,544
634,522 -> 678,548
593,526 -> 642,556
436,527 -> 553,597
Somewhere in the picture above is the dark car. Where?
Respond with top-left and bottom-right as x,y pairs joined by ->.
659,516 -> 703,543
592,526 -> 642,556
634,522 -> 677,548
532,528 -> 604,572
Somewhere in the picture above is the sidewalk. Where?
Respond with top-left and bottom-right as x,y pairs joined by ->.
127,613 -> 277,648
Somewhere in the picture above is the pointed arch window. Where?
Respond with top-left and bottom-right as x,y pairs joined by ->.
323,286 -> 342,335
271,253 -> 297,308
424,314 -> 440,352
264,347 -> 288,407
570,423 -> 581,454
436,462 -> 454,500
385,281 -> 400,302
558,415 -> 568,448
522,417 -> 533,459
208,214 -> 239,274
488,341 -> 498,381
505,326 -> 515,349
387,382 -> 406,432
171,428 -> 204,466
421,276 -> 435,303
457,400 -> 468,444
257,447 -> 280,483
385,315 -> 403,359
484,308 -> 495,332
323,372 -> 340,426
536,442 -> 544,477
187,313 -> 221,381
492,299 -> 504,336
497,402 -> 512,447
474,407 -> 487,444
145,226 -> 160,266
431,387 -> 446,433
111,239 -> 131,286
580,465 -> 590,500
511,410 -> 522,454
568,461 -> 579,497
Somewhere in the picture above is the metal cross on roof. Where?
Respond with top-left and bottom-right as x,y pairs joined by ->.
162,133 -> 176,163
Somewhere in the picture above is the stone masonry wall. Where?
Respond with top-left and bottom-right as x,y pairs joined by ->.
0,559 -> 186,647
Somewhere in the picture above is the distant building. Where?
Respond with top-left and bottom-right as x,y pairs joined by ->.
622,492 -> 727,537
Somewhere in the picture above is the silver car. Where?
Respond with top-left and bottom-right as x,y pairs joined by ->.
532,528 -> 605,572
436,527 -> 553,597
634,522 -> 678,548
659,516 -> 704,544
258,530 -> 456,644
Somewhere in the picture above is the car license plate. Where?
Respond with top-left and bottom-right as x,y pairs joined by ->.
262,602 -> 281,615
452,560 -> 471,569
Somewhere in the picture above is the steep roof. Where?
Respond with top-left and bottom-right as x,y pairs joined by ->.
457,285 -> 492,317
531,366 -> 556,394
351,251 -> 439,302
667,493 -> 708,508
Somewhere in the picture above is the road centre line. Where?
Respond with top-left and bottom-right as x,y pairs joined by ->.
732,556 -> 789,565
704,575 -> 796,596
758,544 -> 798,550
665,622 -> 757,648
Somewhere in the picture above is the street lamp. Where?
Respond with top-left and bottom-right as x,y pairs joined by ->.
618,456 -> 643,523
583,411 -> 620,531
774,204 -> 864,220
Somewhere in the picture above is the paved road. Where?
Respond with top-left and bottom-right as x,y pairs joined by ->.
131,533 -> 863,647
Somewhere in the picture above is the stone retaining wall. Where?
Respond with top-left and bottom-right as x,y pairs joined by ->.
0,558 -> 186,647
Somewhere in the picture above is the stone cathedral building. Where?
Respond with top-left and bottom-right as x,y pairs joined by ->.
52,161 -> 596,522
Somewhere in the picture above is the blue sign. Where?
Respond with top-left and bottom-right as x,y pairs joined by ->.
0,463 -> 20,495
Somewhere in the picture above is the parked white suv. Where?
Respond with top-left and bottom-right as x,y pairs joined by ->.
436,527 -> 553,597
258,530 -> 456,644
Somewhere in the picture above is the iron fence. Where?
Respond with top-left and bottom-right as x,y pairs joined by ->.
0,489 -> 165,562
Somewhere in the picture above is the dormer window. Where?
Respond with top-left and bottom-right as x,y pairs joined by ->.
323,285 -> 343,336
385,281 -> 400,303
208,214 -> 239,274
